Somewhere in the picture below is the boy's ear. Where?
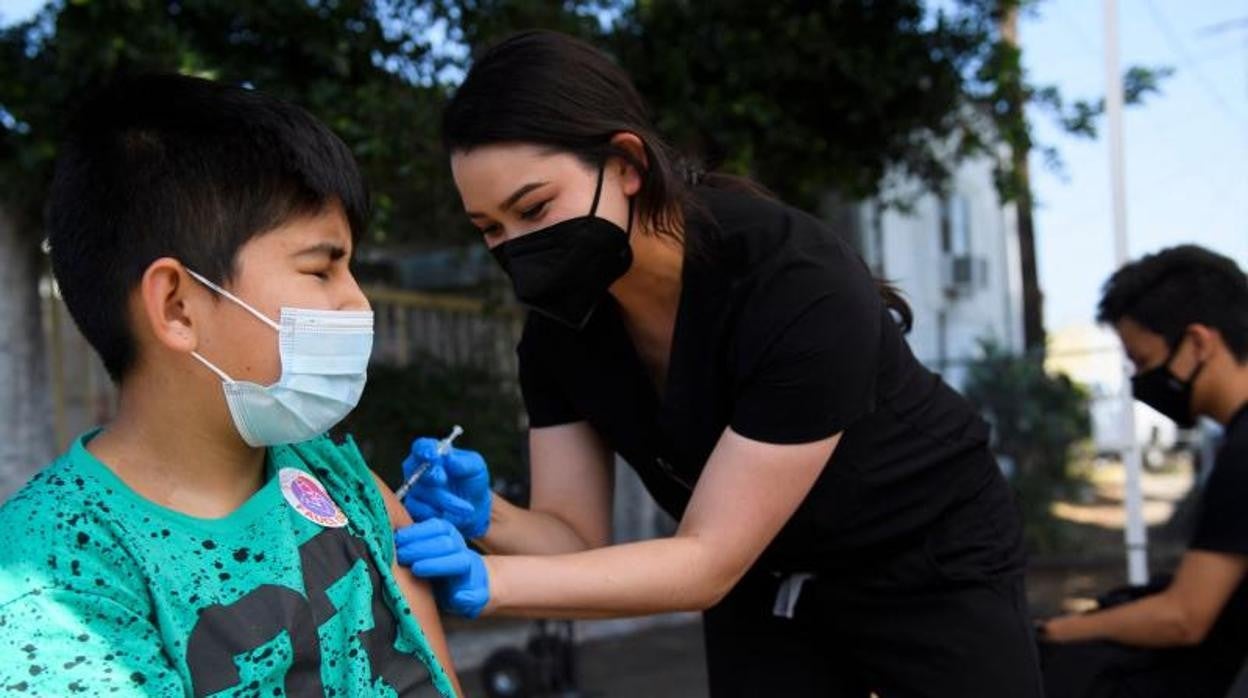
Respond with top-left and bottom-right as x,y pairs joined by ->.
138,258 -> 200,354
1186,323 -> 1222,362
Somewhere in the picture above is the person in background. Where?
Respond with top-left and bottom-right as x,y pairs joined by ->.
1039,244 -> 1248,698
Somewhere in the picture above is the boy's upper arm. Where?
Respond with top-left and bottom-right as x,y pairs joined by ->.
367,470 -> 462,696
0,588 -> 181,695
370,469 -> 415,530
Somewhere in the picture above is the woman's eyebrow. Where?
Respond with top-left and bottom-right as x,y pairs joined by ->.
466,181 -> 549,218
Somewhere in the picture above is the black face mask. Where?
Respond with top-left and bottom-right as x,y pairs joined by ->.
1131,338 -> 1205,428
490,164 -> 634,330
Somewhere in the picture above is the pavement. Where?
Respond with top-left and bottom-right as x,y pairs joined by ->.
413,614 -> 708,698
456,618 -> 708,698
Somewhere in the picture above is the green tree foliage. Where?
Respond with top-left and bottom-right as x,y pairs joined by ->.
0,0 -> 467,247
595,0 -> 1167,353
2,0 -> 1170,259
335,359 -> 526,490
606,0 -> 1168,212
613,1 -> 987,207
423,0 -> 607,53
0,0 -> 473,490
962,340 -> 1093,551
0,1 -> 1163,496
973,1 -> 1171,202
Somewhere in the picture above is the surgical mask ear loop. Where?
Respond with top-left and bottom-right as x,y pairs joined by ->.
184,268 -> 280,384
184,268 -> 280,332
190,351 -> 236,385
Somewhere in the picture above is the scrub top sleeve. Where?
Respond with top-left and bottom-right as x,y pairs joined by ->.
1190,432 -> 1248,556
517,333 -> 583,429
730,286 -> 882,445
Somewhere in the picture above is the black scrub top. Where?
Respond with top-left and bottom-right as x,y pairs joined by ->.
1187,403 -> 1248,667
516,186 -> 1011,575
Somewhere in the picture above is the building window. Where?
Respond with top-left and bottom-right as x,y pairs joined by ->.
939,194 -> 971,256
939,194 -> 986,299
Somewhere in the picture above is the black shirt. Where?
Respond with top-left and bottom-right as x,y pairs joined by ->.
1188,403 -> 1248,664
517,186 -> 1009,573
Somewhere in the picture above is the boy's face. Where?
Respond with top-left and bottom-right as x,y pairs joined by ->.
192,200 -> 370,387
1115,316 -> 1221,421
1115,317 -> 1179,377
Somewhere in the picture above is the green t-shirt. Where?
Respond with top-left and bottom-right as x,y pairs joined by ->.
0,431 -> 456,697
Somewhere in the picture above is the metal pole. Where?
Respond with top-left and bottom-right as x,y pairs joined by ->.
1105,0 -> 1150,586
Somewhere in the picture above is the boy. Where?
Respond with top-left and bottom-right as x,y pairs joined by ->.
1039,245 -> 1248,697
0,74 -> 461,696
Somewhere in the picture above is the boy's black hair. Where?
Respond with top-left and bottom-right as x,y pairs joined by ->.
47,73 -> 369,382
1098,244 -> 1248,361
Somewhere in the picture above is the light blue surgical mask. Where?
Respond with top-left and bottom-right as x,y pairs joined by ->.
186,269 -> 374,447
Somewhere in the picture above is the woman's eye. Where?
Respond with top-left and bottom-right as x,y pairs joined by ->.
306,270 -> 330,281
519,200 -> 549,221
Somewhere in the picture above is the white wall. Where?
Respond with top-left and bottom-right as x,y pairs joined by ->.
857,155 -> 1024,390
1047,323 -> 1181,454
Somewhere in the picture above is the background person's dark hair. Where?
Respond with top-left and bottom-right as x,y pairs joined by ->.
442,29 -> 912,332
1098,244 -> 1248,361
47,73 -> 369,383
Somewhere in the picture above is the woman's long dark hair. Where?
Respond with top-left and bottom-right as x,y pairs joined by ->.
442,30 -> 912,332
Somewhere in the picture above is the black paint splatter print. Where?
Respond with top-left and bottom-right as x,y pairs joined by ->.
0,433 -> 454,696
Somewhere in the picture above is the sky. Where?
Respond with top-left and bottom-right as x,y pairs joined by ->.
1022,0 -> 1247,331
2,0 -> 1245,337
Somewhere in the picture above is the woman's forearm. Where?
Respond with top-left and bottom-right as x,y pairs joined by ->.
475,494 -> 598,556
482,535 -> 737,619
474,427 -> 837,620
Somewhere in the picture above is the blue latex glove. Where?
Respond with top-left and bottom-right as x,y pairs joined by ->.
401,437 -> 492,539
394,518 -> 490,618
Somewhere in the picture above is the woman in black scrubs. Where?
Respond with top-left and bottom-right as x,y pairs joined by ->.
395,30 -> 1044,697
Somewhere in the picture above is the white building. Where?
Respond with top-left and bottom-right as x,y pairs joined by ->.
829,157 -> 1209,481
1046,323 -> 1184,458
833,154 -> 1027,390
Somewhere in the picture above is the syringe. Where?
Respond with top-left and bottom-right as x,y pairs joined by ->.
394,425 -> 464,502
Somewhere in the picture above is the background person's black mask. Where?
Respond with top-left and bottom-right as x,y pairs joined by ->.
491,164 -> 634,330
1131,337 -> 1205,428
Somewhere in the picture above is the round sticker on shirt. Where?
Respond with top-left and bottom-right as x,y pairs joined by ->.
278,468 -> 348,528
